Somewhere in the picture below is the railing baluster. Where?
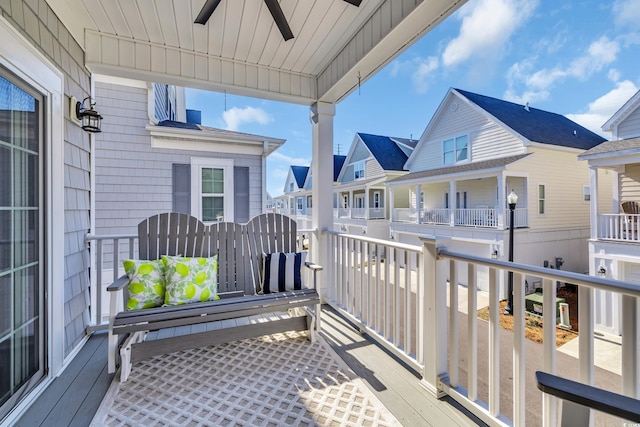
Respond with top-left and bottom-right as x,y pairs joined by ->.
513,273 -> 526,426
95,239 -> 103,326
489,266 -> 500,416
404,250 -> 411,355
467,263 -> 477,401
394,248 -> 401,347
542,277 -> 557,426
621,294 -> 639,397
449,260 -> 458,387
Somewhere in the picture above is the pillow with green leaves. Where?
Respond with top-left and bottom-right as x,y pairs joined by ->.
123,259 -> 166,310
162,255 -> 218,305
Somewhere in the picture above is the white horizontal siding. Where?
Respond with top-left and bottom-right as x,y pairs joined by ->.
508,148 -> 595,230
620,164 -> 640,202
408,95 -> 524,172
617,107 -> 640,139
366,158 -> 383,177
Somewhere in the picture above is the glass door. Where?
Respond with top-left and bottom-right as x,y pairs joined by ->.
0,70 -> 45,420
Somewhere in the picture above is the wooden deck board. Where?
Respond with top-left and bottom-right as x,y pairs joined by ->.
321,308 -> 482,427
16,306 -> 479,426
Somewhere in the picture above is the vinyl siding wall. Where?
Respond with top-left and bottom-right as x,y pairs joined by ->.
366,158 -> 383,177
617,106 -> 640,139
1,1 -> 93,355
408,95 -> 525,172
620,164 -> 640,202
94,82 -> 263,238
508,147 -> 600,230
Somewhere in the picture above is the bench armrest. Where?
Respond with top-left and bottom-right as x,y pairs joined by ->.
536,371 -> 640,422
304,261 -> 323,290
107,275 -> 129,292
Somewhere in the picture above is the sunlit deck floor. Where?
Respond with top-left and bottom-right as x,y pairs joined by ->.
16,306 -> 482,426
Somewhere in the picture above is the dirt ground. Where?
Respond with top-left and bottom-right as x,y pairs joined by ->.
477,287 -> 579,346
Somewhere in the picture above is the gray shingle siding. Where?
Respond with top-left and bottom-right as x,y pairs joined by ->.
1,0 -> 92,356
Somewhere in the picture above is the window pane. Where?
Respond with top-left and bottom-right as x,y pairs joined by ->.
538,185 -> 545,199
457,146 -> 467,161
0,145 -> 10,207
0,275 -> 10,336
443,151 -> 454,165
201,168 -> 224,194
443,139 -> 454,152
0,211 -> 9,272
539,200 -> 545,214
14,266 -> 38,328
202,196 -> 224,222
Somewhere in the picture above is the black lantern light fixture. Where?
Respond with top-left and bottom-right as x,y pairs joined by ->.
504,189 -> 518,315
597,266 -> 606,278
491,248 -> 499,259
73,96 -> 103,133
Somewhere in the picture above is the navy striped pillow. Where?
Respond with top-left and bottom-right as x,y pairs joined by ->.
262,252 -> 303,293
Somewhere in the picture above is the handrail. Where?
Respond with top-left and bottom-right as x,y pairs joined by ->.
325,228 -> 422,252
439,248 -> 640,298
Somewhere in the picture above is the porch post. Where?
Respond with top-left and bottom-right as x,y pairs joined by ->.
389,187 -> 394,221
420,237 -> 448,397
589,166 -> 598,240
365,187 -> 370,219
415,184 -> 420,223
449,181 -> 456,226
497,174 -> 505,229
310,102 -> 335,301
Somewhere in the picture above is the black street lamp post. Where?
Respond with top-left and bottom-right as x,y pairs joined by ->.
504,190 -> 518,315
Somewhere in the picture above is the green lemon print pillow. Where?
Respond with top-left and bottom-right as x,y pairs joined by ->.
163,255 -> 218,305
123,259 -> 166,310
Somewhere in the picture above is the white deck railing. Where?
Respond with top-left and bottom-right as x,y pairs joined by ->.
86,225 -> 639,426
323,229 -> 639,427
392,207 -> 528,228
598,213 -> 640,242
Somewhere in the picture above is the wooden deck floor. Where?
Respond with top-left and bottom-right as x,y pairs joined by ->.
15,306 -> 482,426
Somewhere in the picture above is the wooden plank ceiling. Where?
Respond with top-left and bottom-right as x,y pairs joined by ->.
47,0 -> 465,105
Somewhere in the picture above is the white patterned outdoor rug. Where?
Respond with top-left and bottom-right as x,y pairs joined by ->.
91,331 -> 401,426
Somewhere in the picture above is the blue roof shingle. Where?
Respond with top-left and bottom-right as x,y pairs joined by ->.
357,133 -> 411,171
333,155 -> 346,181
455,89 -> 606,150
290,166 -> 309,188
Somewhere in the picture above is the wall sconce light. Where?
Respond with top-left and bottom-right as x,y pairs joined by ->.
491,249 -> 499,259
597,266 -> 606,278
71,96 -> 103,133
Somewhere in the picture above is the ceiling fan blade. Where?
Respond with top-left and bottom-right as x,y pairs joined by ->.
194,0 -> 223,25
343,0 -> 363,6
264,0 -> 294,41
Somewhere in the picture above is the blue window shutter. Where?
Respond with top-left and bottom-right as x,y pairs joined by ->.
234,166 -> 250,223
172,163 -> 190,214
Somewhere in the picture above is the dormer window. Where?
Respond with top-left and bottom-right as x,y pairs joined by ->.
354,161 -> 365,180
443,135 -> 468,165
289,182 -> 294,192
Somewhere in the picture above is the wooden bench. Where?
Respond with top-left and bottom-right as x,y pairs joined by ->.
536,371 -> 640,425
107,213 -> 322,381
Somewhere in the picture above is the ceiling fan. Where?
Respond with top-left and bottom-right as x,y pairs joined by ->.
194,0 -> 363,41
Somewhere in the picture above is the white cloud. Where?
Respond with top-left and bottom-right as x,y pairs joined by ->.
526,36 -> 620,90
269,151 -> 310,165
390,56 -> 439,93
412,57 -> 440,93
222,106 -> 272,131
442,0 -> 538,67
566,80 -> 639,137
505,36 -> 622,103
614,0 -> 640,29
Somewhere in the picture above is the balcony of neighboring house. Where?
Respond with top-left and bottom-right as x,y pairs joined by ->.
334,187 -> 388,221
390,176 -> 529,230
591,162 -> 640,243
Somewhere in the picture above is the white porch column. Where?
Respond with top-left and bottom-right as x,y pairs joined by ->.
349,190 -> 353,218
589,166 -> 599,240
389,187 -> 395,221
449,181 -> 456,226
497,175 -> 505,229
310,102 -> 335,300
364,187 -> 370,219
415,184 -> 420,223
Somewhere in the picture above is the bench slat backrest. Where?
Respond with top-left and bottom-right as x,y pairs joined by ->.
136,213 -> 298,297
246,213 -> 298,293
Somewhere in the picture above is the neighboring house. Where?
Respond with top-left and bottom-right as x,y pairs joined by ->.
387,88 -> 611,294
274,155 -> 347,230
92,77 -> 284,302
578,89 -> 640,336
94,77 -> 284,236
275,165 -> 310,217
334,133 -> 416,239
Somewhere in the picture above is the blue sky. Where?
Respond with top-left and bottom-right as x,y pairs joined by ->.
185,0 -> 640,198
